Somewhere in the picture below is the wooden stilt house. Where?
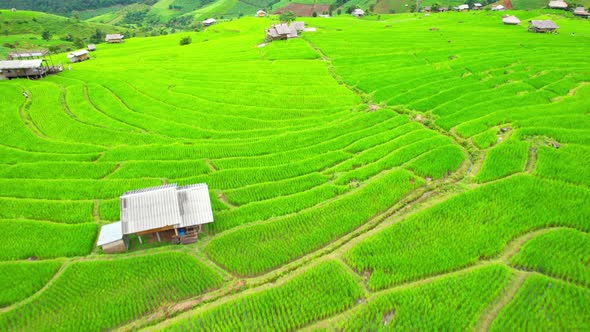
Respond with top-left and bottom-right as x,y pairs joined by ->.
96,183 -> 214,253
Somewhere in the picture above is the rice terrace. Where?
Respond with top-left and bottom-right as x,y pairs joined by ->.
0,0 -> 589,330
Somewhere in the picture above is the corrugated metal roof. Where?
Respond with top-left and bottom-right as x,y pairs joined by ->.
529,20 -> 559,29
548,0 -> 567,8
503,15 -> 521,24
105,34 -> 124,41
97,221 -> 123,246
274,23 -> 291,35
8,50 -> 47,58
291,21 -> 305,31
67,50 -> 89,58
120,183 -> 214,234
0,60 -> 43,70
178,184 -> 214,227
121,184 -> 182,234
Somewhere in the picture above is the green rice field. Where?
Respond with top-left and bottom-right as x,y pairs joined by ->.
0,9 -> 588,331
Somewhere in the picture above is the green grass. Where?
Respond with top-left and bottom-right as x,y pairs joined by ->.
163,260 -> 362,331
490,274 -> 590,331
339,264 -> 511,330
0,252 -> 222,332
0,260 -> 62,307
207,168 -> 424,275
0,220 -> 97,260
345,175 -> 590,290
510,228 -> 590,287
0,11 -> 589,330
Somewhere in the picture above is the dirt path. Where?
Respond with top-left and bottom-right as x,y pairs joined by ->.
473,271 -> 527,331
17,87 -> 48,139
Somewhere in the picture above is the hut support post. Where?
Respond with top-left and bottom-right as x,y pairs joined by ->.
174,228 -> 178,236
138,235 -> 143,245
156,232 -> 161,242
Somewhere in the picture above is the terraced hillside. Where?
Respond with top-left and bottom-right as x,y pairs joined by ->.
0,11 -> 589,331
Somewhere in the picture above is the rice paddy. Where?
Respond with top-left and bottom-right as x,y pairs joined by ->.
0,9 -> 588,331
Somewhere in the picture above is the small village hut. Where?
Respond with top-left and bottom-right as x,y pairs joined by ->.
96,183 -> 214,253
473,3 -> 483,9
457,4 -> 470,11
502,15 -> 521,25
265,23 -> 299,41
0,59 -> 47,79
105,34 -> 124,43
492,4 -> 505,10
573,7 -> 590,17
256,10 -> 267,17
351,8 -> 365,17
424,6 -> 432,12
67,49 -> 89,63
87,44 -> 96,51
548,0 -> 568,9
528,20 -> 559,32
202,18 -> 216,26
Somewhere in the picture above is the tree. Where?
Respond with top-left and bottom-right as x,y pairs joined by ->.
74,38 -> 85,49
279,11 -> 296,23
42,30 -> 52,41
337,9 -> 342,15
312,11 -> 318,17
179,36 -> 192,46
71,10 -> 80,21
431,3 -> 441,11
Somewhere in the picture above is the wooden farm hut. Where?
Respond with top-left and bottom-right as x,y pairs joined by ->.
120,183 -> 214,246
548,0 -> 568,9
256,9 -> 267,17
492,4 -> 505,10
202,18 -> 216,26
97,221 -> 128,254
351,8 -> 365,17
574,7 -> 590,17
87,44 -> 96,51
67,50 -> 89,63
473,3 -> 483,9
7,50 -> 48,60
0,60 -> 48,79
528,20 -> 559,32
105,34 -> 124,43
265,23 -> 298,41
424,6 -> 432,12
502,15 -> 521,25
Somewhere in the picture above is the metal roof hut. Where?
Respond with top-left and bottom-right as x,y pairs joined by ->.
424,6 -> 432,12
457,4 -> 469,11
256,9 -> 267,17
67,50 -> 89,63
120,183 -> 213,245
7,50 -> 48,60
352,8 -> 365,17
97,221 -> 128,254
528,20 -> 559,32
87,44 -> 96,51
503,15 -> 521,25
548,0 -> 568,9
492,4 -> 505,10
105,34 -> 124,43
291,21 -> 305,32
202,18 -> 216,26
473,3 -> 483,9
0,60 -> 48,80
574,7 -> 590,17
265,23 -> 298,42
